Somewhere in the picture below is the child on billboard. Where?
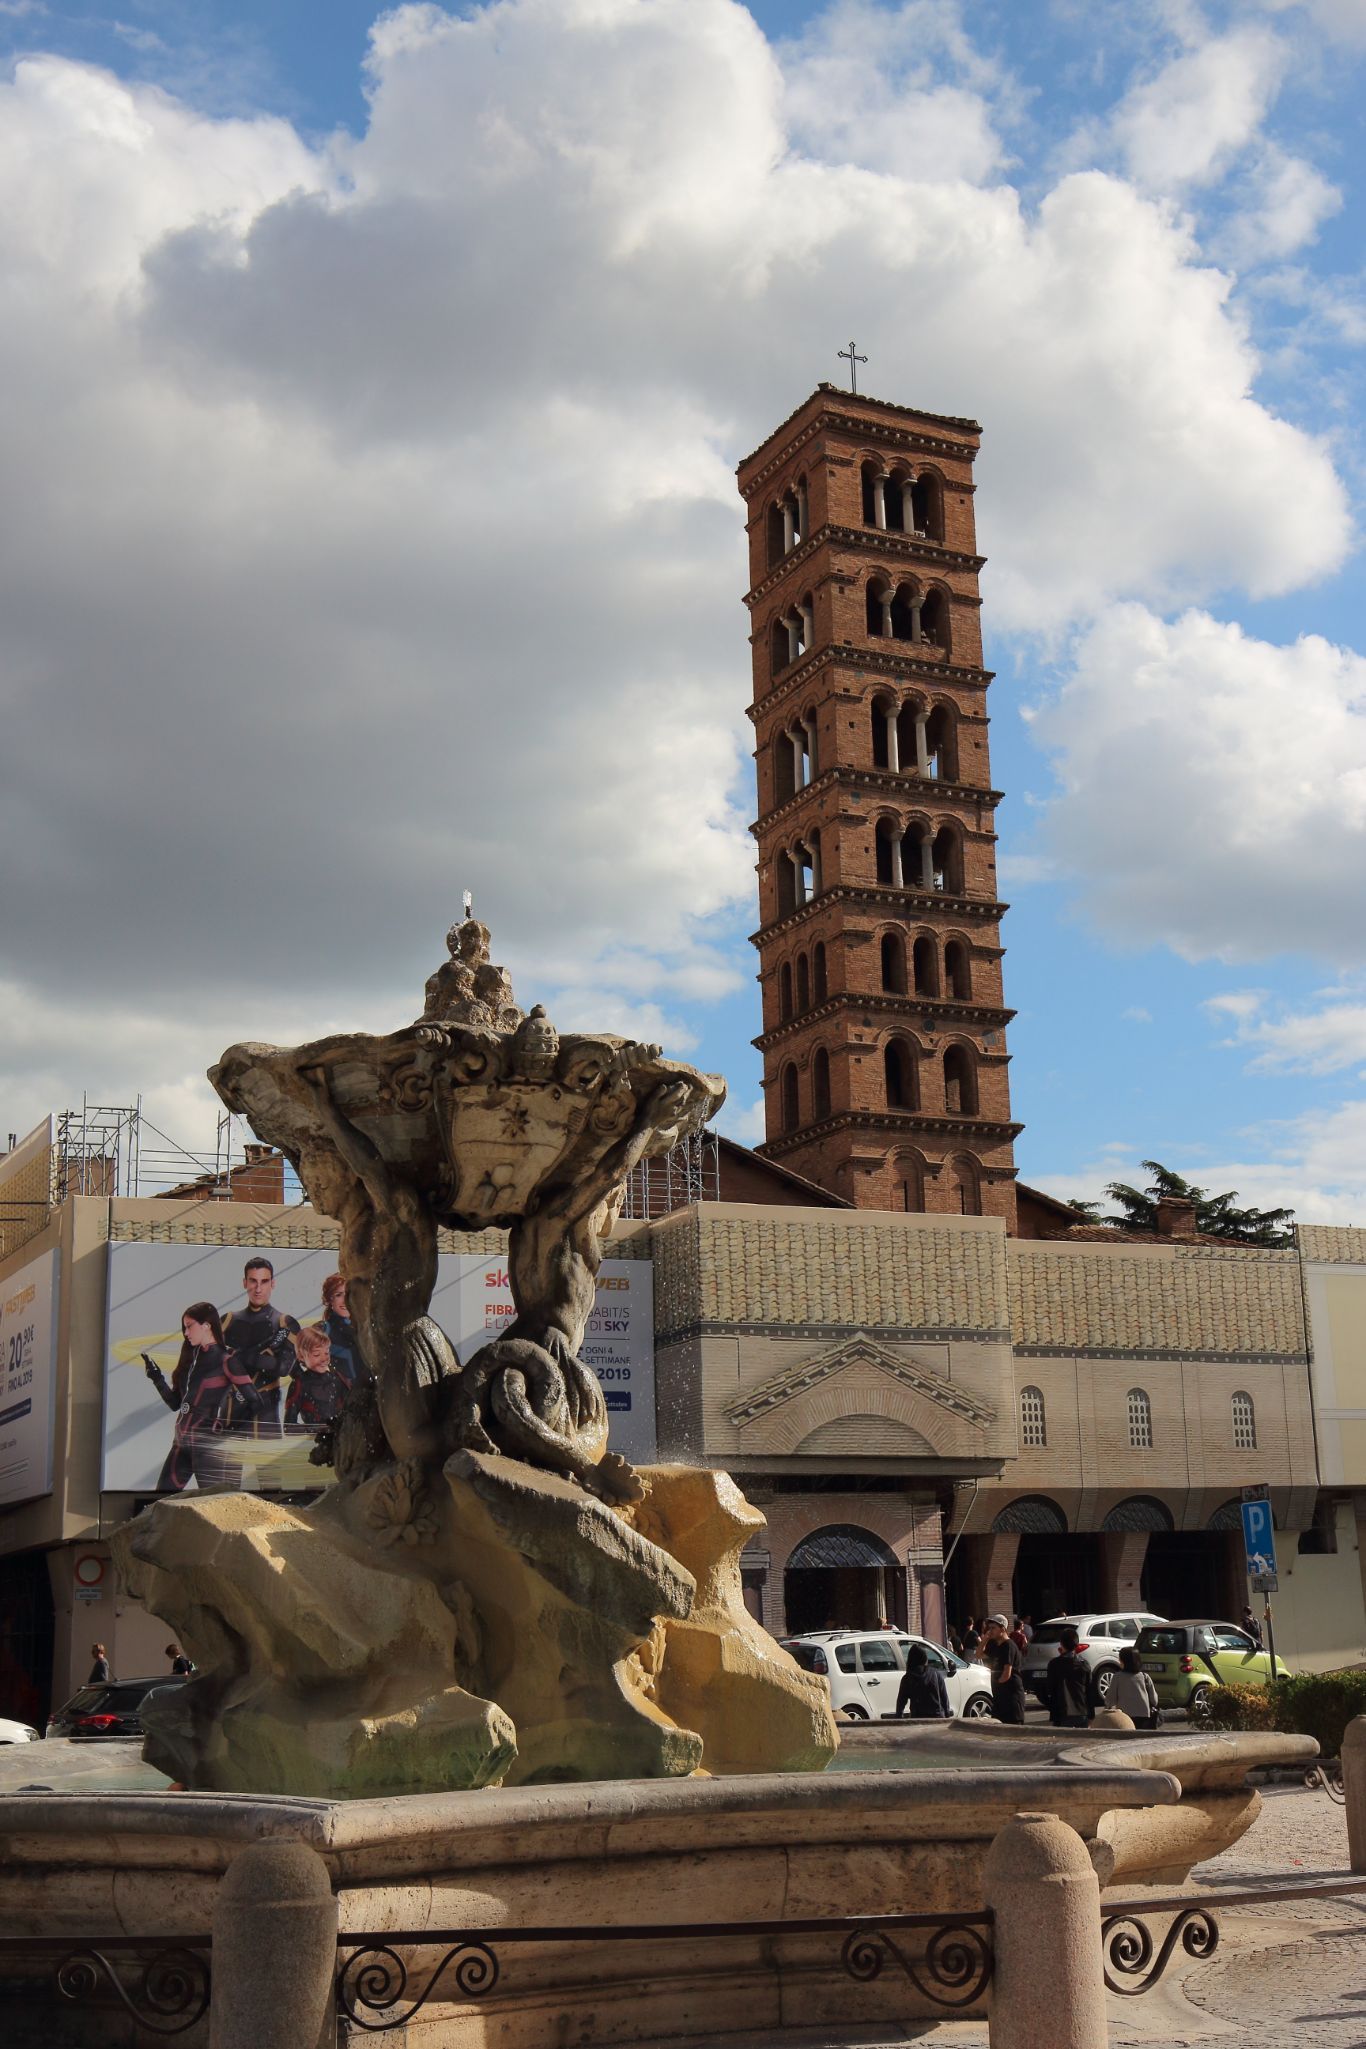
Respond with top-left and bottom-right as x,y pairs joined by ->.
284,1323 -> 349,1433
141,1302 -> 261,1492
319,1272 -> 369,1390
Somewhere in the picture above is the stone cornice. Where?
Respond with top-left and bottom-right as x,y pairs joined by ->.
753,992 -> 1015,1053
745,523 -> 984,609
751,883 -> 1009,948
753,641 -> 994,720
751,765 -> 1002,839
724,1330 -> 997,1430
758,1108 -> 1024,1155
738,386 -> 980,495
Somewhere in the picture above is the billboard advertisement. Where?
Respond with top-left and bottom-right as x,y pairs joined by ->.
103,1242 -> 654,1494
0,1246 -> 58,1506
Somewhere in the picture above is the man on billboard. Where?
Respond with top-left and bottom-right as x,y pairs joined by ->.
142,1301 -> 261,1491
222,1258 -> 300,1437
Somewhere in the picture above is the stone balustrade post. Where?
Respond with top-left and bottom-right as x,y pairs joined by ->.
983,1813 -> 1106,2049
210,1840 -> 337,2049
1343,1714 -> 1366,1872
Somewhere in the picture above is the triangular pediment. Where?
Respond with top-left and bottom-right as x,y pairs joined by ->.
724,1331 -> 995,1433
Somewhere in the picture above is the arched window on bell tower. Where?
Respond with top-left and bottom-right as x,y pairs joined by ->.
912,470 -> 944,542
912,934 -> 939,996
781,1062 -> 800,1133
884,1036 -> 919,1110
890,581 -> 921,643
921,587 -> 950,651
931,825 -> 963,894
950,1153 -> 981,1215
796,952 -> 810,1014
944,1044 -> 978,1116
866,575 -> 892,638
813,941 -> 828,1002
945,939 -> 971,1001
779,960 -> 793,1020
812,1046 -> 831,1120
925,704 -> 957,781
881,931 -> 907,993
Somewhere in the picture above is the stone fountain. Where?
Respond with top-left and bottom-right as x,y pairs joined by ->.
112,919 -> 838,1795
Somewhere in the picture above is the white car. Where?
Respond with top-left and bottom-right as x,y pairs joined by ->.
781,1630 -> 995,1720
1020,1613 -> 1167,1707
0,1716 -> 40,1743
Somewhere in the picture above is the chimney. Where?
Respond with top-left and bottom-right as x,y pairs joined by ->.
1155,1196 -> 1198,1241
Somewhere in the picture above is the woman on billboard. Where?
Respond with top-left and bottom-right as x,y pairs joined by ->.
141,1301 -> 261,1492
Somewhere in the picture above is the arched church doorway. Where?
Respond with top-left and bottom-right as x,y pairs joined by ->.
782,1524 -> 906,1635
994,1497 -> 1093,1622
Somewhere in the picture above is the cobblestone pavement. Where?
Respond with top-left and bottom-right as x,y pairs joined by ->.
628,1783 -> 1366,2047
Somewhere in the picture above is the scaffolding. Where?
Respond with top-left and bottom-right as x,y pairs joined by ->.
620,1127 -> 720,1221
52,1100 -> 142,1201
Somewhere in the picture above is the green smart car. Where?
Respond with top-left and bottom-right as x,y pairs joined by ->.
1136,1620 -> 1289,1715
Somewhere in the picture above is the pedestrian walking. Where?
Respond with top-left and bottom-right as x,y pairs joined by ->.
982,1614 -> 1026,1724
896,1643 -> 950,1718
961,1618 -> 983,1657
1008,1615 -> 1028,1652
1241,1605 -> 1263,1649
1109,1646 -> 1160,1729
165,1642 -> 194,1676
87,1642 -> 110,1683
1044,1625 -> 1093,1727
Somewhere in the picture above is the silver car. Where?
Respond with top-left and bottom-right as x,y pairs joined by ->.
1021,1613 -> 1167,1706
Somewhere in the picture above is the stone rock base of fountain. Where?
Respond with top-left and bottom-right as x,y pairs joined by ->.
112,1462 -> 835,1796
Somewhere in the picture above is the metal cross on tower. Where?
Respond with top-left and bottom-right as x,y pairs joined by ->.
838,341 -> 867,394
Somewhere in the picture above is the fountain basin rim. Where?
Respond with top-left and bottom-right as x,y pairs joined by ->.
0,1762 -> 1180,1862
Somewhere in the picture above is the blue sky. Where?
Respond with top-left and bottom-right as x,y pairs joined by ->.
1,0 -> 1365,1220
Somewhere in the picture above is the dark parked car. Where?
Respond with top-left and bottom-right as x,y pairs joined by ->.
46,1676 -> 185,1740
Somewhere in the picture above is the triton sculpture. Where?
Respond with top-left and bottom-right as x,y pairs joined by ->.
113,920 -> 837,1795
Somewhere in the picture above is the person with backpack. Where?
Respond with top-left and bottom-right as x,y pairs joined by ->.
895,1643 -> 950,1718
165,1643 -> 195,1677
1045,1625 -> 1094,1727
1109,1646 -> 1160,1729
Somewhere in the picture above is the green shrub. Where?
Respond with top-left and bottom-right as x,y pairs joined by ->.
1266,1668 -> 1366,1758
1203,1684 -> 1278,1732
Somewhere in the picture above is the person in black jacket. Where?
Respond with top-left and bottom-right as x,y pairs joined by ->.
320,1273 -> 369,1391
143,1301 -> 260,1491
284,1324 -> 349,1433
1045,1626 -> 1095,1727
896,1643 -> 950,1717
982,1614 -> 1027,1723
221,1258 -> 300,1437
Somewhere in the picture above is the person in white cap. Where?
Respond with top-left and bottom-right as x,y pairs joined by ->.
981,1614 -> 1026,1724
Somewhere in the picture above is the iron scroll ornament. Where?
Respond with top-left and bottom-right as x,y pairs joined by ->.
337,1940 -> 500,2027
841,1918 -> 993,2008
54,1944 -> 211,2035
1101,1906 -> 1219,1994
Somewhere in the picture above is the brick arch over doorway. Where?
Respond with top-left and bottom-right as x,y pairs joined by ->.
744,1491 -> 945,1644
796,1415 -> 938,1455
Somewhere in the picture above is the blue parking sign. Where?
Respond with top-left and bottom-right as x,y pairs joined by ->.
1240,1497 -> 1277,1581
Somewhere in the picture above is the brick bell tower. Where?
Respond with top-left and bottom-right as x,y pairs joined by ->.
737,382 -> 1021,1225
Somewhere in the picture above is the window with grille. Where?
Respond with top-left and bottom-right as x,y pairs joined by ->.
1127,1388 -> 1153,1450
1020,1385 -> 1046,1448
1232,1391 -> 1257,1451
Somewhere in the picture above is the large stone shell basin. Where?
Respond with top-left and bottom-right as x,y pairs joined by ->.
0,1766 -> 1180,2040
833,1714 -> 1319,1885
211,1029 -> 725,1230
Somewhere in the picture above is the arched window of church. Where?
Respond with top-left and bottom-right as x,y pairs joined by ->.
812,941 -> 828,1002
861,460 -> 885,528
1127,1388 -> 1153,1450
890,581 -> 920,642
944,1044 -> 977,1116
881,932 -> 907,994
770,615 -> 791,672
778,961 -> 793,1021
1020,1386 -> 1046,1447
912,470 -> 943,542
766,500 -> 785,567
1232,1391 -> 1257,1451
871,695 -> 892,768
796,952 -> 810,1014
884,1037 -> 917,1111
920,587 -> 950,652
912,934 -> 938,997
950,1154 -> 980,1215
944,939 -> 971,1001
776,851 -> 796,919
773,731 -> 796,806
903,824 -> 930,891
899,1158 -> 923,1212
932,824 -> 962,894
866,575 -> 892,638
925,704 -> 957,781
812,1046 -> 831,1120
780,1062 -> 800,1133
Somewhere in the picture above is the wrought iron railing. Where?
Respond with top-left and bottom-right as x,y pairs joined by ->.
1101,1873 -> 1366,1994
334,1912 -> 995,2030
2,1934 -> 212,2035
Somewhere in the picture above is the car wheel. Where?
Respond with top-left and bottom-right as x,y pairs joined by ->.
841,1703 -> 869,1721
962,1693 -> 994,1720
1187,1684 -> 1211,1721
1092,1664 -> 1120,1705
